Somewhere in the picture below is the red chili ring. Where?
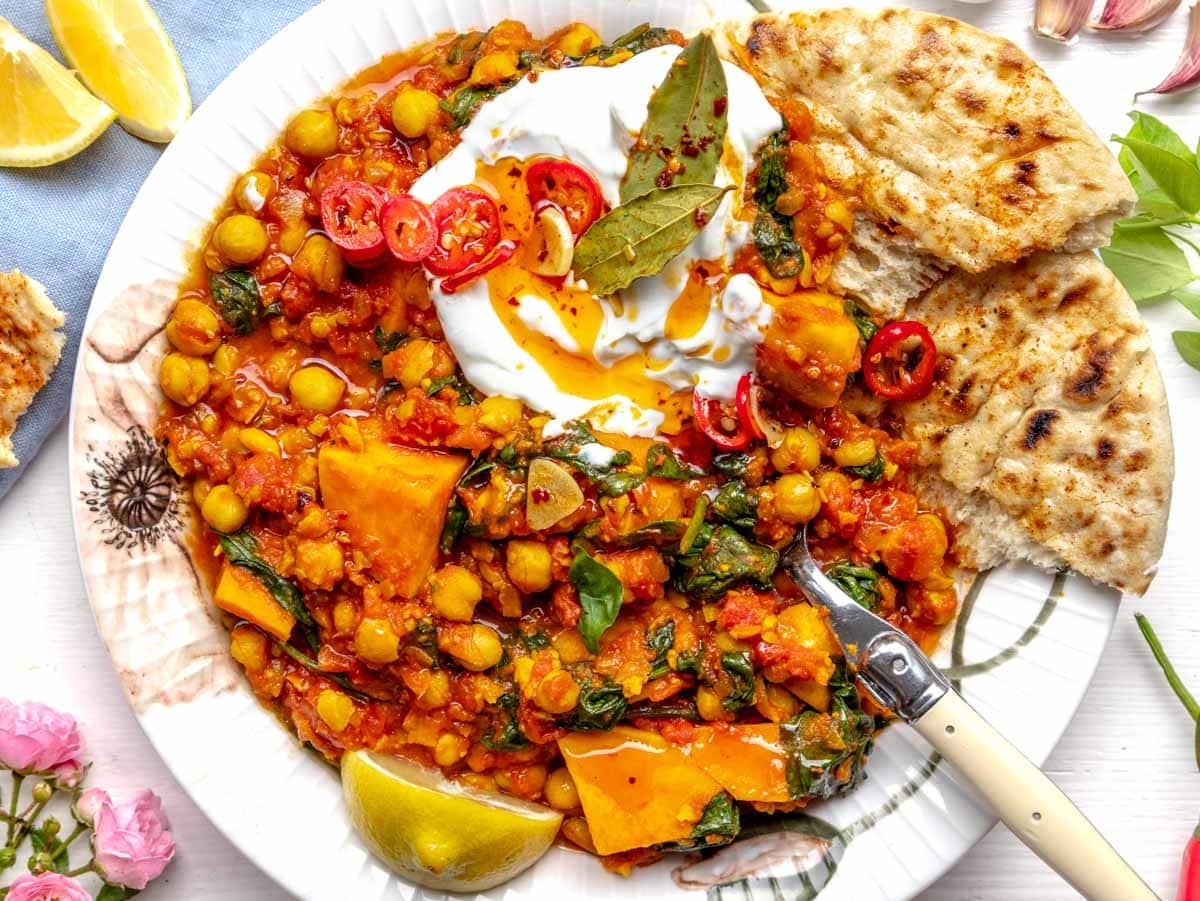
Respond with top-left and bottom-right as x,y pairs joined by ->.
693,388 -> 755,451
862,320 -> 937,402
319,181 -> 388,266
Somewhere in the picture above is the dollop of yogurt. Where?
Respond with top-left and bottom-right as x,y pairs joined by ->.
411,43 -> 782,437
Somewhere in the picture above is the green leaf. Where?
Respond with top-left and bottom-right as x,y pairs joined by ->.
558,679 -> 628,730
845,301 -> 878,345
372,326 -> 408,353
543,421 -> 643,496
845,453 -> 885,483
685,792 -> 739,847
1174,287 -> 1200,318
781,664 -> 875,800
218,531 -> 317,650
645,443 -> 704,479
620,33 -> 727,202
569,550 -> 624,653
711,452 -> 749,477
610,520 -> 686,550
440,82 -> 509,128
719,650 -> 756,711
753,128 -> 790,210
439,499 -> 468,553
673,525 -> 778,600
710,480 -> 758,531
1124,111 -> 1195,164
753,207 -> 807,279
97,887 -> 138,901
824,562 -> 881,610
274,641 -> 371,701
646,620 -> 676,678
1113,137 -> 1200,214
1173,331 -> 1200,370
1100,228 -> 1194,302
574,184 -> 730,296
481,691 -> 528,750
209,270 -> 264,335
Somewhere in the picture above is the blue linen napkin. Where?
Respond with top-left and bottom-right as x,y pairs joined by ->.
0,0 -> 320,500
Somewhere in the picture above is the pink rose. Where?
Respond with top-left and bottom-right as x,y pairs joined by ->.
72,787 -> 110,825
52,759 -> 85,789
91,790 -> 176,890
0,700 -> 84,774
5,873 -> 92,901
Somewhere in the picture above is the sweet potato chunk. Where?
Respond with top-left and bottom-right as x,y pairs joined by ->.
213,562 -> 295,641
558,726 -> 725,855
758,290 -> 861,407
318,441 -> 467,597
686,724 -> 792,803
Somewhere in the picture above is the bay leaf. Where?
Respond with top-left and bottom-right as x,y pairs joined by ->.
620,33 -> 728,203
574,183 -> 729,296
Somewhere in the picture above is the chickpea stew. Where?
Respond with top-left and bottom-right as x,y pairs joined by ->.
155,20 -> 957,875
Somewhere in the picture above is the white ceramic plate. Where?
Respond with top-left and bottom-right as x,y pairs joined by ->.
67,1 -> 1122,898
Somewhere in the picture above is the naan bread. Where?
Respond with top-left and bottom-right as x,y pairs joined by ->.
718,9 -> 1135,314
0,272 -> 66,469
894,251 -> 1171,595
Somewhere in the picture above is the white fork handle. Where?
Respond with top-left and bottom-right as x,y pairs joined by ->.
913,691 -> 1158,900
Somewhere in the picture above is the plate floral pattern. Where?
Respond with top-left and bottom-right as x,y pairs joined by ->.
66,1 -> 1121,898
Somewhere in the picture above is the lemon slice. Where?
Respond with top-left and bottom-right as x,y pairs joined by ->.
342,750 -> 562,892
45,0 -> 190,142
0,17 -> 115,167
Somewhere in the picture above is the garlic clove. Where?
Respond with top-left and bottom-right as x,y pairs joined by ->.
526,457 -> 585,530
1139,3 -> 1200,94
1092,0 -> 1180,32
528,206 -> 574,278
1035,0 -> 1096,41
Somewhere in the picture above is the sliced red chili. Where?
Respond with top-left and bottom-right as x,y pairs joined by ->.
525,158 -> 604,236
863,320 -> 937,402
425,187 -> 501,277
735,373 -> 765,440
440,239 -> 517,294
381,195 -> 436,263
319,181 -> 387,265
693,388 -> 755,451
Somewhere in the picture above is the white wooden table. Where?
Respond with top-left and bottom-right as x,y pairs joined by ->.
3,2 -> 1200,898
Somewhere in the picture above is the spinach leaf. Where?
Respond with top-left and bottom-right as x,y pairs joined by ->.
673,525 -> 778,601
678,497 -> 710,559
544,421 -> 644,496
569,550 -> 624,653
781,665 -> 875,801
459,456 -> 496,487
481,690 -> 528,751
372,326 -> 408,354
711,452 -> 750,477
411,617 -> 439,668
754,128 -> 790,209
659,792 -> 739,850
274,641 -> 371,701
624,697 -> 700,721
646,620 -> 676,679
441,82 -> 513,129
219,531 -> 317,651
559,679 -> 628,730
427,373 -> 481,405
753,209 -> 807,280
210,270 -> 265,335
845,453 -> 885,482
675,643 -> 705,675
1174,331 -> 1200,370
710,480 -> 758,531
824,561 -> 881,610
845,301 -> 878,345
611,520 -> 686,550
519,630 -> 551,651
609,23 -> 672,55
645,443 -> 705,480
719,650 -> 756,711
439,499 -> 467,554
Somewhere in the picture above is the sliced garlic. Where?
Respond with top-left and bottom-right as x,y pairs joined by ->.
526,457 -> 585,530
529,207 -> 574,278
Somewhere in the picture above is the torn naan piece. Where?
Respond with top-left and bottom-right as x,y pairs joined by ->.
895,251 -> 1171,595
719,8 -> 1135,315
0,272 -> 66,469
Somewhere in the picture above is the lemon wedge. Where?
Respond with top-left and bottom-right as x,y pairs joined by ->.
0,17 -> 115,167
44,0 -> 190,142
342,750 -> 562,892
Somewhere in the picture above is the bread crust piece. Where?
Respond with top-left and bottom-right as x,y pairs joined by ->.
719,8 -> 1135,314
0,272 -> 66,468
895,251 -> 1171,595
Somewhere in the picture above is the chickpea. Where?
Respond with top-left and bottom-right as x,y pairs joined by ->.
285,108 -> 339,159
417,669 -> 451,709
434,732 -> 470,767
391,85 -> 441,139
438,623 -> 503,671
544,767 -> 580,811
212,214 -> 269,265
772,473 -> 821,525
505,539 -> 552,594
533,670 -> 579,715
166,299 -> 221,356
291,234 -> 345,293
469,51 -> 519,86
354,617 -> 401,665
229,624 -> 269,672
430,565 -> 483,622
289,365 -> 346,414
293,539 -> 345,590
477,395 -> 522,433
278,220 -> 310,256
159,352 -> 210,406
770,427 -> 821,473
234,171 -> 274,213
239,427 -> 280,457
561,817 -> 596,853
696,685 -> 728,722
833,437 -> 878,469
315,689 -> 355,732
555,23 -> 601,58
213,343 -> 239,376
332,598 -> 358,634
192,478 -> 212,507
201,485 -> 248,533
